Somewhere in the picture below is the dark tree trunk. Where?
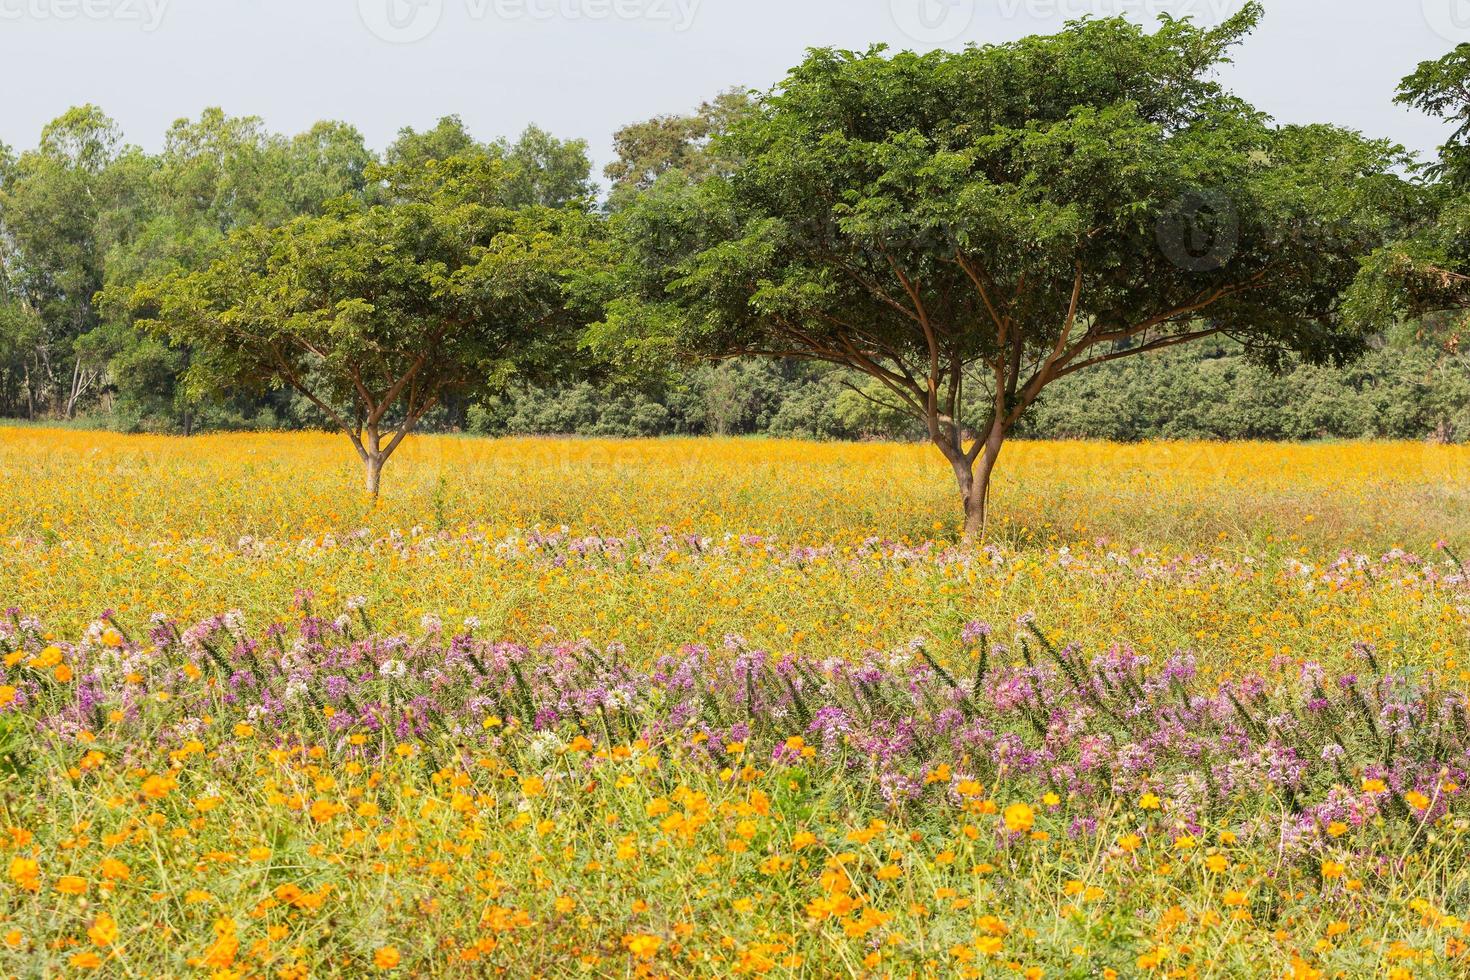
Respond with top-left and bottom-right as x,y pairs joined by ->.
946,421 -> 1006,544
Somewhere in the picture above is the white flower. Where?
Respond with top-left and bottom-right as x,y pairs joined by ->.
379,659 -> 408,679
525,730 -> 565,763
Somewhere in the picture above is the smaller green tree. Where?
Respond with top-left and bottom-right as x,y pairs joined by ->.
122,155 -> 596,493
1348,44 -> 1470,347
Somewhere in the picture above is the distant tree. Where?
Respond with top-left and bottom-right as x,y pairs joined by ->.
592,7 -> 1407,538
385,115 -> 481,168
123,156 -> 598,493
388,116 -> 594,209
99,110 -> 377,431
283,120 -> 378,216
604,89 -> 752,208
502,124 -> 595,209
1348,44 -> 1470,358
0,106 -> 149,417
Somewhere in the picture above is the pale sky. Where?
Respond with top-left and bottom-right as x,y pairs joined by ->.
0,0 -> 1464,179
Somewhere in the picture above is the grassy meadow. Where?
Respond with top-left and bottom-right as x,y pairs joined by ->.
0,427 -> 1468,977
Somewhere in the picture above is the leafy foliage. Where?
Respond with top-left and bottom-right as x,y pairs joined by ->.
592,5 -> 1409,534
123,155 -> 598,490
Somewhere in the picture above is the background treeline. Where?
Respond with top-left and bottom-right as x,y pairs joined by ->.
462,333 -> 1470,442
1,100 -> 1464,444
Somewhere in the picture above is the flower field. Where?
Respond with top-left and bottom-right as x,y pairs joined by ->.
1,428 -> 1469,977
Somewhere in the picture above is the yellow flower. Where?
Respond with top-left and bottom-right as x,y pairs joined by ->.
1362,778 -> 1387,793
1139,792 -> 1161,810
0,686 -> 16,707
373,946 -> 401,970
520,776 -> 545,798
1404,791 -> 1430,811
1002,802 -> 1035,834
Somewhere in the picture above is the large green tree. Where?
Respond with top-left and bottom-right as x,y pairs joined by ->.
592,6 -> 1407,538
124,155 -> 598,493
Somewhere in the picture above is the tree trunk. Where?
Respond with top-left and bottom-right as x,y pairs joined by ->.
364,453 -> 384,496
951,422 -> 1007,545
362,421 -> 385,496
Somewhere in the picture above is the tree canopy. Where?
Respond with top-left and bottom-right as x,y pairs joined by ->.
123,155 -> 598,492
1348,44 -> 1470,352
591,4 -> 1409,536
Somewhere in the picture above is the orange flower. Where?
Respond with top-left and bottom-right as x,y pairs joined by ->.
140,774 -> 176,800
99,857 -> 130,881
1002,802 -> 1035,834
374,946 -> 401,970
8,857 -> 39,892
308,799 -> 344,823
54,875 -> 87,896
625,934 -> 661,960
69,951 -> 103,970
87,912 -> 119,947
